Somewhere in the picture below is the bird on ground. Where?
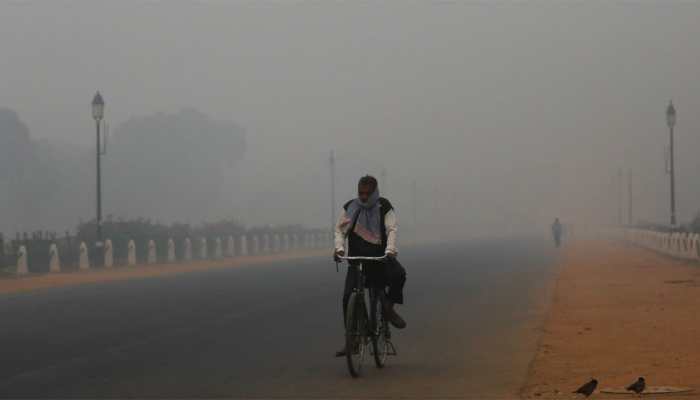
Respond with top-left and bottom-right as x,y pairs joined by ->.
573,378 -> 598,397
626,377 -> 646,397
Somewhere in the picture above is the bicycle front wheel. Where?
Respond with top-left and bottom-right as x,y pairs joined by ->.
345,292 -> 368,378
370,291 -> 389,368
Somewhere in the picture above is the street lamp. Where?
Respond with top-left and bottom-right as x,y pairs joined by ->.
666,100 -> 676,227
91,91 -> 105,257
330,150 -> 336,234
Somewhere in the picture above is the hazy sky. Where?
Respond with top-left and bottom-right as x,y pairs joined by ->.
3,1 -> 700,235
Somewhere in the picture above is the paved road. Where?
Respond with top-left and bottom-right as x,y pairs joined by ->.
0,238 -> 555,398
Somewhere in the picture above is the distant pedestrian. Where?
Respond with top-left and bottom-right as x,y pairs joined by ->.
552,218 -> 563,248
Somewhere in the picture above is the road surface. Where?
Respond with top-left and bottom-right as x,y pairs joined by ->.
0,238 -> 555,398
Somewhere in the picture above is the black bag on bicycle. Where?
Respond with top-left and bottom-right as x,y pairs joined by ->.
385,257 -> 406,305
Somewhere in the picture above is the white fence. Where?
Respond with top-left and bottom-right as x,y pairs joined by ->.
611,228 -> 700,261
13,231 -> 333,277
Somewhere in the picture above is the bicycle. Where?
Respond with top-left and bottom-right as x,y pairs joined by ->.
338,255 -> 398,378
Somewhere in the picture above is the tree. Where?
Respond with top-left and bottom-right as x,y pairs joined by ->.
104,108 -> 246,222
0,109 -> 51,231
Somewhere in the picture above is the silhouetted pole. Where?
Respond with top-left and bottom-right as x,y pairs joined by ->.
0,233 -> 4,270
412,180 -> 417,242
380,167 -> 387,195
96,118 -> 102,241
627,170 -> 633,226
91,92 -> 105,253
330,150 -> 336,232
617,168 -> 623,226
666,100 -> 677,226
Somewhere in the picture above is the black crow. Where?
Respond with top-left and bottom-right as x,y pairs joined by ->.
626,377 -> 645,397
573,378 -> 598,397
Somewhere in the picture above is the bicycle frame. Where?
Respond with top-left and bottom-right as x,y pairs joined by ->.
340,255 -> 388,296
339,254 -> 388,301
339,254 -> 389,307
339,255 -> 395,377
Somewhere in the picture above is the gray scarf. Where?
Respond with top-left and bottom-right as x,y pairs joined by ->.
341,189 -> 382,245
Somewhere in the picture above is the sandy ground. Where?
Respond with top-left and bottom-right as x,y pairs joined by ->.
0,250 -> 326,295
521,240 -> 700,399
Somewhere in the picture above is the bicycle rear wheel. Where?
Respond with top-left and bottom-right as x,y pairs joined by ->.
345,292 -> 368,378
370,291 -> 389,368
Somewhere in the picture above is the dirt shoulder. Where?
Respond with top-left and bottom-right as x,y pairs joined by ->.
0,250 -> 326,295
521,241 -> 700,399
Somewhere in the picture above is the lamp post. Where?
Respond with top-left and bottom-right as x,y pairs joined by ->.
330,150 -> 336,233
666,100 -> 676,227
91,92 -> 105,257
627,170 -> 633,226
617,168 -> 623,226
380,167 -> 387,195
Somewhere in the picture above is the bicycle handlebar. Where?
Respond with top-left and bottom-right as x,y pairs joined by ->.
337,255 -> 388,261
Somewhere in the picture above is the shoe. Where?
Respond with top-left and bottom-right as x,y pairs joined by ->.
383,302 -> 407,329
335,342 -> 360,357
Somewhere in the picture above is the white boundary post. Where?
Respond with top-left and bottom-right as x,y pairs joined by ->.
240,235 -> 248,256
16,245 -> 28,275
127,240 -> 137,266
184,238 -> 192,261
49,243 -> 61,273
147,240 -> 157,264
79,242 -> 90,270
167,238 -> 176,263
104,239 -> 113,268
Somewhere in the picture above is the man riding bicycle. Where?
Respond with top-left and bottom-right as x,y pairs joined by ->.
333,175 -> 406,357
